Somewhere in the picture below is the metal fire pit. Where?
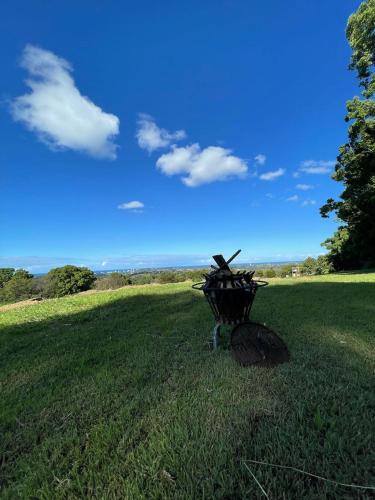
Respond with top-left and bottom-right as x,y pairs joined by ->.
192,250 -> 289,366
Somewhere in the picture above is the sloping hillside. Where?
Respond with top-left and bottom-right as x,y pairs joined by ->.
1,274 -> 374,498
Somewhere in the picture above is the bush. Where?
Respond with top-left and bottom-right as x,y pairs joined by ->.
95,272 -> 132,290
301,257 -> 317,275
156,271 -> 186,284
315,255 -> 334,275
130,273 -> 156,285
0,268 -> 15,288
0,269 -> 34,303
31,276 -> 50,297
265,269 -> 277,278
184,269 -> 207,282
279,265 -> 293,278
300,256 -> 334,276
45,265 -> 96,297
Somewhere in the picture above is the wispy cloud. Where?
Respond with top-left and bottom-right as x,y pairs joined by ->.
302,199 -> 317,206
259,168 -> 285,181
118,200 -> 144,212
299,160 -> 335,174
136,114 -> 186,153
156,143 -> 247,187
296,183 -> 313,190
254,153 -> 266,166
286,194 -> 299,202
11,45 -> 119,159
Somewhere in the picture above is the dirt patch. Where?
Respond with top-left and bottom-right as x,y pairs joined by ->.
0,299 -> 42,312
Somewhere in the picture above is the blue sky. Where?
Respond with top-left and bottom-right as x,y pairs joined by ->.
0,0 -> 361,272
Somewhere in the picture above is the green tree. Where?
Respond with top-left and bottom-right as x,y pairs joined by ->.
95,272 -> 132,290
0,268 -> 15,288
279,264 -> 293,278
265,269 -> 276,278
45,265 -> 96,297
130,273 -> 155,285
315,255 -> 334,275
321,0 -> 375,269
156,271 -> 185,284
1,269 -> 34,303
13,269 -> 33,280
301,257 -> 317,275
185,269 -> 208,282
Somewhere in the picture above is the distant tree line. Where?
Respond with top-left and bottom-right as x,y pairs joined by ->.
0,265 -> 96,305
252,256 -> 332,278
0,266 -> 205,305
0,257 -> 333,306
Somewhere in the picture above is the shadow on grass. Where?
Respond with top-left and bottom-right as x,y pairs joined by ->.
0,280 -> 374,498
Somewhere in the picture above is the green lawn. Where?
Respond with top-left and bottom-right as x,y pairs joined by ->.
1,274 -> 374,499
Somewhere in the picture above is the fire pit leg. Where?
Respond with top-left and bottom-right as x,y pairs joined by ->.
213,323 -> 221,349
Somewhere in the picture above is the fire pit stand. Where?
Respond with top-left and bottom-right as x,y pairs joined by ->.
192,250 -> 289,366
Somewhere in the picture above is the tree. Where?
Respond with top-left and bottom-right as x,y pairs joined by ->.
279,264 -> 293,278
301,257 -> 317,275
0,268 -> 15,288
95,272 -> 132,290
156,271 -> 185,284
1,269 -> 34,303
130,273 -> 155,285
45,265 -> 96,297
315,255 -> 334,275
265,269 -> 276,278
185,269 -> 208,282
13,269 -> 33,280
321,0 -> 375,269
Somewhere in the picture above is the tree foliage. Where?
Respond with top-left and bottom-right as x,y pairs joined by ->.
0,269 -> 34,303
0,268 -> 15,288
95,272 -> 132,290
315,255 -> 334,275
279,265 -> 293,278
265,269 -> 276,278
300,256 -> 333,276
301,257 -> 317,275
321,0 -> 375,269
45,265 -> 96,297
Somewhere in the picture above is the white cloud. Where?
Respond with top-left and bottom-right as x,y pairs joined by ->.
101,261 -> 108,266
286,194 -> 299,202
118,201 -> 144,211
136,114 -> 186,152
11,45 -> 119,159
156,143 -> 247,187
302,199 -> 317,206
254,154 -> 266,165
296,183 -> 313,190
259,168 -> 285,181
265,193 -> 275,199
292,171 -> 300,178
299,160 -> 335,174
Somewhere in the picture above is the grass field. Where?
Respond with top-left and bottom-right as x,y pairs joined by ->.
1,273 -> 374,499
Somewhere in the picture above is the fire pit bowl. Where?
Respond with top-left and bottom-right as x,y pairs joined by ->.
192,277 -> 268,325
